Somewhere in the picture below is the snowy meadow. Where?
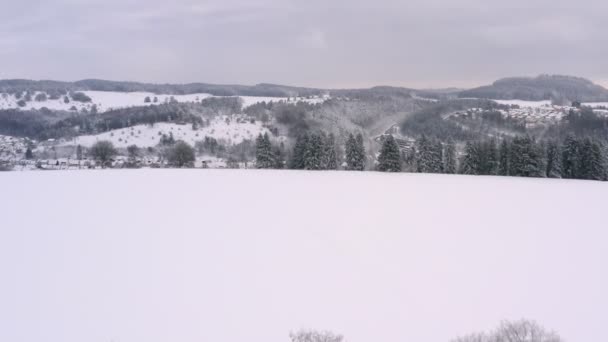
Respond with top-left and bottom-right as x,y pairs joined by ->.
1,170 -> 606,342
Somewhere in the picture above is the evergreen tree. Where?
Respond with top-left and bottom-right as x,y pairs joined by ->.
460,141 -> 481,175
304,133 -> 324,170
289,133 -> 309,169
498,139 -> 510,176
579,138 -> 605,180
323,133 -> 338,170
255,133 -> 275,169
377,135 -> 401,172
509,136 -> 544,178
561,135 -> 580,179
545,140 -> 562,178
76,145 -> 83,161
355,133 -> 366,170
273,142 -> 286,169
345,133 -> 365,171
482,139 -> 499,175
443,140 -> 457,174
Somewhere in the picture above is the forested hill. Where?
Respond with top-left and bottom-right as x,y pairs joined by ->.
458,75 -> 608,102
0,79 -> 327,97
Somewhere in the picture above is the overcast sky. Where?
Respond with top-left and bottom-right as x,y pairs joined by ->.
1,0 -> 607,89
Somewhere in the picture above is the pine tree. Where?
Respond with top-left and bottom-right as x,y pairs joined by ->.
355,133 -> 366,170
498,139 -> 510,176
460,141 -> 481,175
579,138 -> 605,180
323,133 -> 338,170
482,139 -> 499,175
304,133 -> 324,170
273,142 -> 285,169
76,145 -> 83,161
561,135 -> 580,179
255,133 -> 275,169
377,135 -> 401,172
289,134 -> 309,169
345,133 -> 365,171
509,136 -> 544,178
443,140 -> 457,174
25,148 -> 33,160
545,140 -> 562,178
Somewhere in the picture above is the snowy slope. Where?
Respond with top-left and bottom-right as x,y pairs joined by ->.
0,91 -> 328,113
0,171 -> 606,342
492,99 -> 552,108
61,115 -> 270,148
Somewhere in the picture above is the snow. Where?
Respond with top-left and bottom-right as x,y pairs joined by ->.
0,170 -> 606,342
492,99 -> 552,108
0,91 -> 329,113
61,115 -> 270,148
583,102 -> 608,108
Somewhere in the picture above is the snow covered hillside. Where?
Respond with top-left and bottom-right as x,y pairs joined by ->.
0,170 -> 606,342
0,91 -> 328,113
61,115 -> 271,148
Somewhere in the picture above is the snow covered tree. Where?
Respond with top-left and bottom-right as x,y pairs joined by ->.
416,135 -> 443,173
304,133 -> 324,170
25,148 -> 33,160
443,139 -> 457,174
323,133 -> 338,170
289,330 -> 344,342
545,140 -> 562,178
561,135 -> 580,179
345,133 -> 365,171
498,139 -> 510,176
167,141 -> 195,168
90,140 -> 117,168
255,133 -> 275,169
289,133 -> 309,169
579,138 -> 605,181
377,135 -> 401,172
273,142 -> 286,169
76,145 -> 83,161
460,141 -> 481,175
509,136 -> 544,178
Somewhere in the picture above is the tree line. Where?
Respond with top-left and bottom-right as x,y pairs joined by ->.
255,132 -> 367,171
402,135 -> 607,181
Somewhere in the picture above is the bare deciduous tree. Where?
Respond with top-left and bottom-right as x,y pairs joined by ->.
451,320 -> 562,342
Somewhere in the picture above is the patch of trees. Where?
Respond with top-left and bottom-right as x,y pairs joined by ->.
89,140 -> 117,168
70,92 -> 92,103
200,96 -> 243,115
167,141 -> 196,168
403,135 -> 607,181
452,319 -> 562,342
400,99 -> 507,141
273,102 -> 319,138
288,131 -> 338,170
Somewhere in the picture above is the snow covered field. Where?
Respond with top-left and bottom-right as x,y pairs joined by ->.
0,91 -> 328,113
61,115 -> 270,148
0,171 -> 606,342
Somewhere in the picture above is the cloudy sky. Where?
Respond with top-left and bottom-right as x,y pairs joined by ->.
1,0 -> 607,88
